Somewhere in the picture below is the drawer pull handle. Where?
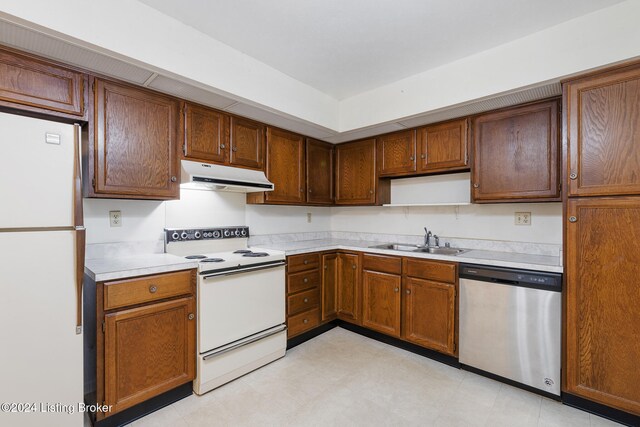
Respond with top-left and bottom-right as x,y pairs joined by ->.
303,260 -> 309,265
303,319 -> 308,324
303,298 -> 309,303
303,278 -> 308,283
188,313 -> 195,320
149,285 -> 157,293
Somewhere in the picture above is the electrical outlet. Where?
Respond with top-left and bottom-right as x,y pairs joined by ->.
109,210 -> 122,227
306,212 -> 312,223
515,212 -> 531,226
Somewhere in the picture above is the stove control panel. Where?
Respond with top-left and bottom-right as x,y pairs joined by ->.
165,227 -> 249,243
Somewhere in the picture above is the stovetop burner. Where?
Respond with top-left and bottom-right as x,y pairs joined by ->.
233,249 -> 253,254
201,258 -> 225,263
185,255 -> 207,259
243,252 -> 269,257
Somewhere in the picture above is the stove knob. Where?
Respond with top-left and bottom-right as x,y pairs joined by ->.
203,232 -> 210,238
224,229 -> 231,237
241,229 -> 248,236
235,230 -> 241,237
181,232 -> 188,240
171,232 -> 179,241
212,230 -> 221,239
194,231 -> 201,239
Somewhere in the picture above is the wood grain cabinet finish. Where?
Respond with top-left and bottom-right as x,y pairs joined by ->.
103,296 -> 196,415
230,116 -> 265,170
418,118 -> 469,173
321,253 -> 338,322
565,197 -> 640,415
285,253 -> 320,338
0,47 -> 85,117
183,102 -> 229,164
306,138 -> 334,204
566,64 -> 640,197
92,78 -> 180,200
335,139 -> 390,205
377,130 -> 417,176
337,252 -> 361,323
362,266 -> 401,337
471,99 -> 560,203
264,127 -> 306,204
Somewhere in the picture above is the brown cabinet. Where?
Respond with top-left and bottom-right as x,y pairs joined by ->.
402,258 -> 457,355
471,99 -> 560,203
286,253 -> 320,338
566,64 -> 640,197
362,254 -> 402,337
183,103 -> 229,164
306,139 -> 334,204
96,269 -> 196,420
90,78 -> 180,200
335,139 -> 390,205
565,197 -> 640,415
337,252 -> 361,323
230,116 -> 265,170
321,253 -> 338,321
377,130 -> 417,176
0,46 -> 85,118
418,118 -> 469,173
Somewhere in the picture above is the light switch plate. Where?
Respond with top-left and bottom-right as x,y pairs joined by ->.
109,210 -> 122,227
515,212 -> 531,226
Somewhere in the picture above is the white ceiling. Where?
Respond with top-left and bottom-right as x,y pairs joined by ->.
138,0 -> 623,100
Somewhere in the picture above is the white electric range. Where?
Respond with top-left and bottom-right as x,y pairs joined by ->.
164,226 -> 286,395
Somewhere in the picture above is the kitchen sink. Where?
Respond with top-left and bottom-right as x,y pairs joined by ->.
368,243 -> 468,256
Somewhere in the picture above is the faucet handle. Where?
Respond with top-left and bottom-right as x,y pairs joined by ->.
433,235 -> 440,247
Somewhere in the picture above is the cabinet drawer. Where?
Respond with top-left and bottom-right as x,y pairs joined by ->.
287,253 -> 320,273
404,259 -> 456,284
288,288 -> 319,315
363,253 -> 402,274
287,270 -> 320,294
104,270 -> 193,310
288,308 -> 320,337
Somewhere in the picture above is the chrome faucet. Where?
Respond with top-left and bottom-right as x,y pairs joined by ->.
423,227 -> 440,248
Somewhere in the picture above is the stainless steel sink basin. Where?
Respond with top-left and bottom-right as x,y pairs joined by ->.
368,243 -> 468,256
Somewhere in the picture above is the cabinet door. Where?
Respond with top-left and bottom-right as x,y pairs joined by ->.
565,197 -> 640,415
306,139 -> 334,204
335,139 -> 377,205
183,103 -> 229,164
471,99 -> 560,202
0,47 -> 84,116
403,277 -> 456,355
265,127 -> 305,203
104,297 -> 196,414
94,79 -> 180,199
337,253 -> 360,323
377,130 -> 417,176
230,116 -> 265,170
321,253 -> 338,321
362,270 -> 401,337
567,65 -> 640,196
418,118 -> 468,172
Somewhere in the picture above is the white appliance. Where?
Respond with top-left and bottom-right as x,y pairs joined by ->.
164,227 -> 286,395
0,112 -> 84,426
180,160 -> 275,193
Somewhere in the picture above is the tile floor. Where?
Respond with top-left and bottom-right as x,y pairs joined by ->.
130,328 -> 622,427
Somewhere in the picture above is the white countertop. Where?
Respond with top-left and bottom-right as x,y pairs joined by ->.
85,254 -> 199,282
251,238 -> 563,273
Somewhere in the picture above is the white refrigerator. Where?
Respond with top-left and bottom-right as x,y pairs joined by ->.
0,111 -> 84,426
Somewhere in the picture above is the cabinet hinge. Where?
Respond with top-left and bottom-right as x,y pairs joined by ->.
102,322 -> 105,333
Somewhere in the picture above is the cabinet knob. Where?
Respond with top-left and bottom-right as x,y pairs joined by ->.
303,260 -> 309,265
409,156 -> 414,161
149,285 -> 157,293
569,172 -> 577,180
308,189 -> 312,193
220,143 -> 226,149
324,265 -> 328,269
369,190 -> 374,194
170,176 -> 177,182
300,188 -> 304,193
303,318 -> 309,324
569,216 -> 578,223
352,264 -> 357,269
232,147 -> 238,152
394,287 -> 399,293
473,183 -> 479,188
188,313 -> 195,320
303,298 -> 309,303
303,277 -> 308,283
406,289 -> 411,295
421,154 -> 426,159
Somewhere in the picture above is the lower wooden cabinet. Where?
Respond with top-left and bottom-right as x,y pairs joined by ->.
565,197 -> 640,415
321,253 -> 338,321
337,252 -> 361,324
362,269 -> 401,337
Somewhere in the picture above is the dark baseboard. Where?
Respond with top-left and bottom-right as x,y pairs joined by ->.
461,364 -> 561,401
562,393 -> 640,427
287,320 -> 339,349
92,382 -> 192,427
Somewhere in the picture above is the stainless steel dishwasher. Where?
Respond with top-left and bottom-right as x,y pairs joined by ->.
459,263 -> 562,397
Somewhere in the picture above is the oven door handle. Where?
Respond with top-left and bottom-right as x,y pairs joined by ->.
202,324 -> 287,360
201,260 -> 286,280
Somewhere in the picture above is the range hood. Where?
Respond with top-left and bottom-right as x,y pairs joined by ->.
180,160 -> 274,193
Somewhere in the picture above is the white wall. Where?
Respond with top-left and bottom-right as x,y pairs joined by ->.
245,205 -> 332,235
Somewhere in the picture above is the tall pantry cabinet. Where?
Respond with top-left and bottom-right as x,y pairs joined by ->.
563,62 -> 640,417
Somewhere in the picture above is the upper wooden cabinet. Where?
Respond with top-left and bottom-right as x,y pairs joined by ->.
566,63 -> 640,197
183,102 -> 229,164
377,130 -> 417,176
335,139 -> 390,205
306,139 -> 334,204
471,99 -> 561,203
90,78 -> 180,200
230,116 -> 265,170
418,118 -> 469,173
0,46 -> 85,118
565,197 -> 640,415
263,127 -> 305,204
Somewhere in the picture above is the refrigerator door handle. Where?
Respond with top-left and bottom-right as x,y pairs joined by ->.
73,124 -> 84,333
